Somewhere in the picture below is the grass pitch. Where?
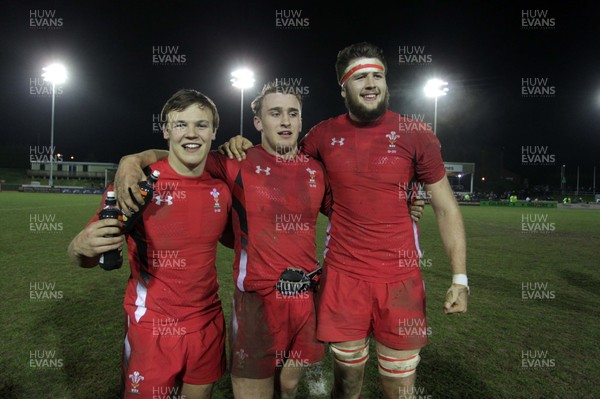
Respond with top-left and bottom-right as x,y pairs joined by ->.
1,192 -> 598,398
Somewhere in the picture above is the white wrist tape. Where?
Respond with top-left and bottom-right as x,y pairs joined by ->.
452,274 -> 469,288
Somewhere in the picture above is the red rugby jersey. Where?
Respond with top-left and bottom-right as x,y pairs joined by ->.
206,146 -> 331,294
301,110 -> 447,282
88,159 -> 231,331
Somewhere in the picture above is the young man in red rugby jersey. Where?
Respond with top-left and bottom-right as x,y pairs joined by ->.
68,89 -> 231,399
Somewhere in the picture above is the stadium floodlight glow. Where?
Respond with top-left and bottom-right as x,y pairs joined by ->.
231,68 -> 255,89
424,78 -> 448,135
231,68 -> 255,136
424,78 -> 448,98
42,63 -> 67,187
42,63 -> 67,85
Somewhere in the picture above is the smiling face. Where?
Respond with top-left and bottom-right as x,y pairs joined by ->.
163,104 -> 216,176
254,92 -> 302,157
341,58 -> 390,122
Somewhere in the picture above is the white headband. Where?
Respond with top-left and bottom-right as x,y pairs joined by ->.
339,58 -> 385,86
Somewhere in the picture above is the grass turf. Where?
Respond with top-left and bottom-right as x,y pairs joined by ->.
0,192 -> 598,398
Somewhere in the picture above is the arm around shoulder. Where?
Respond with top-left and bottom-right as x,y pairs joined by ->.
115,149 -> 168,212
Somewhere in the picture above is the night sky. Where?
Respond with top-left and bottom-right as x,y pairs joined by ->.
2,1 -> 599,189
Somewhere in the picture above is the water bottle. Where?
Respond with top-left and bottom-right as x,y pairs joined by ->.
122,170 -> 160,233
98,191 -> 123,270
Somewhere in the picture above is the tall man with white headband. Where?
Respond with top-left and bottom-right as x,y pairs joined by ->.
220,42 -> 469,399
312,41 -> 468,399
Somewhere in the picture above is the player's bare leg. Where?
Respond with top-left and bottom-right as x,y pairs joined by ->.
376,341 -> 420,399
330,338 -> 369,399
232,376 -> 274,399
275,360 -> 306,399
180,382 -> 214,399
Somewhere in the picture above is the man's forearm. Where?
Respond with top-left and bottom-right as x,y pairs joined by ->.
426,178 -> 467,276
433,205 -> 467,275
123,149 -> 168,168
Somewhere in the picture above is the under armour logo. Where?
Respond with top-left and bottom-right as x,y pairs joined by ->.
154,195 -> 173,206
331,137 -> 345,146
256,166 -> 271,175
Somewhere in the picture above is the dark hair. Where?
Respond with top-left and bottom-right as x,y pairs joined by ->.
251,80 -> 303,117
335,42 -> 387,84
160,89 -> 219,131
